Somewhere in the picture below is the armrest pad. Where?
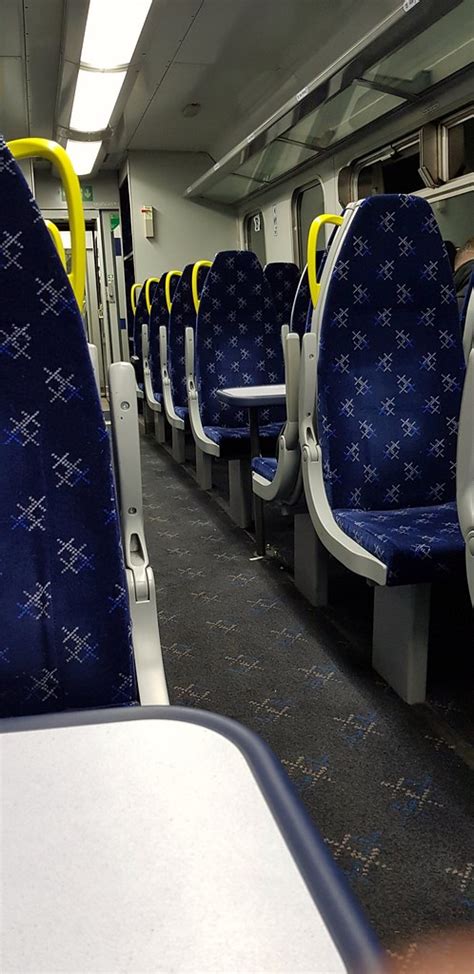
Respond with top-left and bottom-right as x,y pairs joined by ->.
285,332 -> 301,424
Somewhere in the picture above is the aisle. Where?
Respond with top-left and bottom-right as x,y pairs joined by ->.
141,435 -> 473,954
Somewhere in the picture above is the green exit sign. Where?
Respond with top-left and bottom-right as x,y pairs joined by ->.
61,184 -> 94,203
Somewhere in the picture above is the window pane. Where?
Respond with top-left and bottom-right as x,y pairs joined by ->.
448,116 -> 474,180
362,0 -> 474,95
297,182 -> 325,266
236,140 -> 317,184
357,146 -> 424,197
429,189 -> 474,251
246,211 -> 266,266
288,85 -> 404,150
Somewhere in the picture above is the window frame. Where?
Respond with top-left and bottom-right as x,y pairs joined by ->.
439,105 -> 474,182
292,177 -> 325,267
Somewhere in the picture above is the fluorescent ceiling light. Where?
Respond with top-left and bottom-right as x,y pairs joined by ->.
81,0 -> 153,69
66,140 -> 102,176
70,69 -> 126,132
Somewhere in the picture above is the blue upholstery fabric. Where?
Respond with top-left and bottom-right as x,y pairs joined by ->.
252,456 -> 278,482
264,262 -> 300,327
196,251 -> 285,442
334,504 -> 464,585
148,272 -> 179,403
290,266 -> 311,337
0,139 -> 137,717
316,194 -> 465,583
169,262 -> 209,416
204,422 -> 282,446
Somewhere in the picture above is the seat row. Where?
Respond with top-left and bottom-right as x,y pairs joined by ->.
132,194 -> 474,706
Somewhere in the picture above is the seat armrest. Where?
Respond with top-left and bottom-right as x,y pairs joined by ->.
159,325 -> 184,429
457,348 -> 474,603
299,330 -> 318,459
109,361 -> 169,703
185,326 -> 219,456
285,331 -> 301,425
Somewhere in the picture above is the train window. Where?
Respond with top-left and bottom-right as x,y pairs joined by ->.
245,210 -> 266,265
357,142 -> 424,197
447,114 -> 474,180
429,188 -> 474,252
294,180 -> 325,266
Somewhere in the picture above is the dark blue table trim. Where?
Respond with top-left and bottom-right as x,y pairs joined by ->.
1,705 -> 383,973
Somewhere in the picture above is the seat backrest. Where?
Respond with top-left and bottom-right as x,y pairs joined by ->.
148,272 -> 180,396
196,250 -> 284,428
316,193 -> 465,512
133,279 -> 159,364
264,262 -> 300,327
169,262 -> 209,409
0,138 -> 137,717
290,266 -> 311,337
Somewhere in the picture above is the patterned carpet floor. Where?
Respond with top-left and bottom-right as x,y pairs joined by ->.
140,431 -> 473,961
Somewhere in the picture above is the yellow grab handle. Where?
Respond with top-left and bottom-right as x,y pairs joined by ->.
307,214 -> 343,308
145,277 -> 160,315
131,283 -> 142,315
8,138 -> 86,309
44,220 -> 67,271
191,260 -> 212,312
165,269 -> 182,313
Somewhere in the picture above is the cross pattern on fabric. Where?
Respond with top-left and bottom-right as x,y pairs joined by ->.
148,272 -> 180,402
0,138 -> 137,717
315,193 -> 465,584
264,262 -> 300,327
168,263 -> 210,414
195,251 -> 285,438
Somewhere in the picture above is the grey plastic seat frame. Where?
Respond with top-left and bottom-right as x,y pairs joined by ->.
457,348 -> 474,605
88,347 -> 168,705
462,281 -> 474,361
159,318 -> 187,464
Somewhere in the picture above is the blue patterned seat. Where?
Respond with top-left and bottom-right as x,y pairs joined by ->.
314,193 -> 465,586
195,251 -> 285,449
252,456 -> 278,481
168,263 -> 209,422
133,279 -> 159,387
264,262 -> 300,327
0,139 -> 137,717
148,272 -> 179,403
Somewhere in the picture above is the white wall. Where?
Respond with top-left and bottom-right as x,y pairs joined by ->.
127,151 -> 238,279
34,171 -> 120,211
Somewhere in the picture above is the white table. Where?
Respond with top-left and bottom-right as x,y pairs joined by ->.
217,383 -> 286,408
0,708 -> 379,973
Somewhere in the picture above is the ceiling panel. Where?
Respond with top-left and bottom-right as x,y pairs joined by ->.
25,0 -> 65,139
0,56 -> 28,139
0,0 -> 24,56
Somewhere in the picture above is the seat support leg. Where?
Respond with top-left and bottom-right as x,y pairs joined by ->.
171,426 -> 186,463
254,494 -> 266,556
196,447 -> 212,489
372,583 -> 430,704
229,459 -> 252,529
143,401 -> 155,435
294,513 -> 328,606
154,411 -> 166,445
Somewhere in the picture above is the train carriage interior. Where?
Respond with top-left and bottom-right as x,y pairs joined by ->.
0,0 -> 473,971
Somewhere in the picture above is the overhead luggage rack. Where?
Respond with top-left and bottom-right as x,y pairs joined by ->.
185,0 -> 472,205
